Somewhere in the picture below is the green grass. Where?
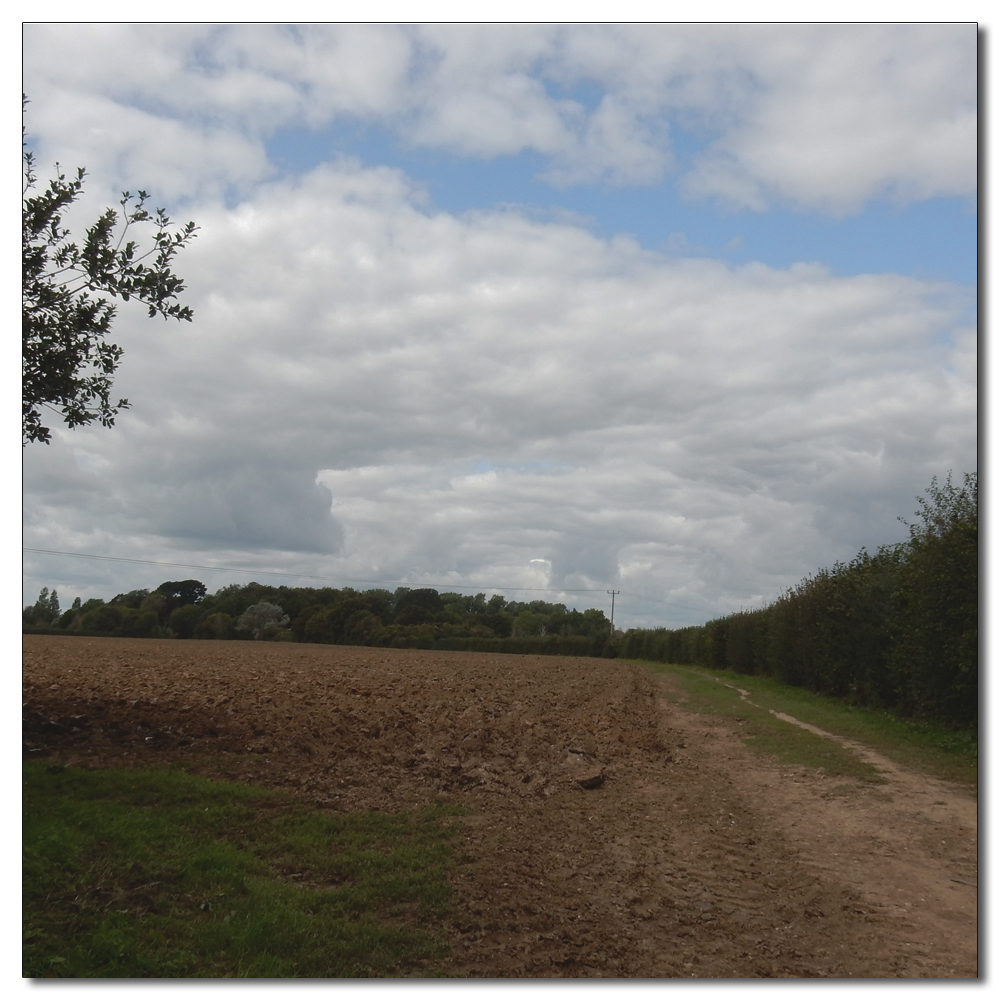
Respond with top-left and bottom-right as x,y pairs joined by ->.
632,660 -> 977,789
23,762 -> 467,978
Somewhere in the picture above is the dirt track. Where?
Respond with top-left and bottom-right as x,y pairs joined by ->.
22,636 -> 977,978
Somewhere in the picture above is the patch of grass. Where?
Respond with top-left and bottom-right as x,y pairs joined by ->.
23,762 -> 467,978
636,660 -> 977,789
640,662 -> 883,783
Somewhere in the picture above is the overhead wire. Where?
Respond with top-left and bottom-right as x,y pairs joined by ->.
23,547 -> 714,616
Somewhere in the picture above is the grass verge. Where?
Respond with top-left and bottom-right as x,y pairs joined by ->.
23,761 -> 467,978
632,661 -> 977,789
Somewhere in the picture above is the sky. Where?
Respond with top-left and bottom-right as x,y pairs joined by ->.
21,22 -> 978,629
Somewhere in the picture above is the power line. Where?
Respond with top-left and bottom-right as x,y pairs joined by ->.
24,547 -> 344,583
617,590 -> 713,614
23,547 -> 714,616
20,548 -> 614,593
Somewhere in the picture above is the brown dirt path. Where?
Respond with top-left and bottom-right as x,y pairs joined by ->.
22,636 -> 977,978
654,671 -> 978,978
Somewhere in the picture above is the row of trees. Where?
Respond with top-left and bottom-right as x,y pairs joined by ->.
25,473 -> 976,726
24,578 -> 614,650
621,473 -> 978,728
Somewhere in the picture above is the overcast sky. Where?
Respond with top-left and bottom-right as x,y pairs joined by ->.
22,22 -> 977,628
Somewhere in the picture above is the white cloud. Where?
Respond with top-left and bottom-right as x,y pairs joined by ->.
677,24 -> 978,213
23,23 -> 976,212
22,161 -> 976,625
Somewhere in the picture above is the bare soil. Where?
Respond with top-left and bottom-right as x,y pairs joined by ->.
22,636 -> 977,978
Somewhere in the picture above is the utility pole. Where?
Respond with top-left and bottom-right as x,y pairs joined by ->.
607,590 -> 620,636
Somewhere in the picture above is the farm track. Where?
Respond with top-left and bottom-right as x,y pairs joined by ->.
22,636 -> 977,978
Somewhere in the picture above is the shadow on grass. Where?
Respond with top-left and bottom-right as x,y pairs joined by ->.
23,762 -> 467,978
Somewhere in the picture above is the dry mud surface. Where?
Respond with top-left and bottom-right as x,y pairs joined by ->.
23,636 -> 977,978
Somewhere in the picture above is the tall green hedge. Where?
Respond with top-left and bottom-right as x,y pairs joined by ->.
622,474 -> 977,729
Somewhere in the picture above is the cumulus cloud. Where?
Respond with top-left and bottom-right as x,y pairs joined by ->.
675,24 -> 977,212
23,22 -> 976,211
22,161 -> 976,624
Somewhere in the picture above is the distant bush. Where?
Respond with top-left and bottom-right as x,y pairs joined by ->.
193,612 -> 235,641
80,603 -> 124,633
236,603 -> 290,639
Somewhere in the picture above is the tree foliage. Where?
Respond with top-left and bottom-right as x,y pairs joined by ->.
24,474 -> 977,726
154,580 -> 208,621
23,587 -> 60,626
22,98 -> 197,444
622,472 -> 978,729
236,603 -> 291,640
888,472 -> 978,725
25,578 -> 613,655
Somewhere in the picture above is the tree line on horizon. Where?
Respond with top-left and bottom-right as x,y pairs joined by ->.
23,578 -> 615,654
25,472 -> 976,729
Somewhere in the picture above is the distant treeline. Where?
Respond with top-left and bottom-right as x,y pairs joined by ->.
23,578 -> 615,655
623,473 -> 978,729
25,473 -> 976,728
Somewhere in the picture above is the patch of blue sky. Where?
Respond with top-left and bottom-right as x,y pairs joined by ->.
539,75 -> 608,112
266,123 -> 977,288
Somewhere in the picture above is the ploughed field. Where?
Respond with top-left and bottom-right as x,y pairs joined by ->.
23,636 -> 976,978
